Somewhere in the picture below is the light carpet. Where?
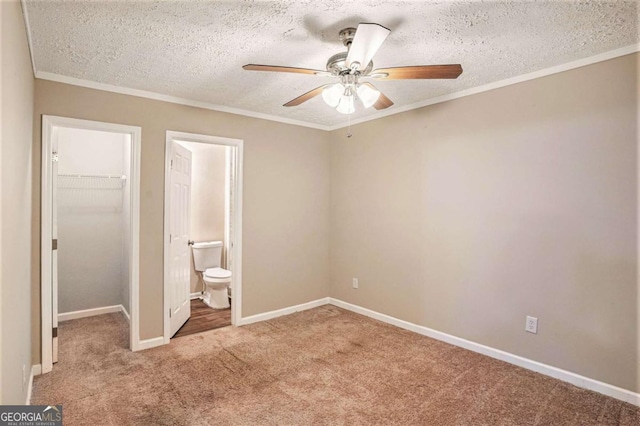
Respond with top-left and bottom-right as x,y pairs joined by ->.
32,305 -> 640,425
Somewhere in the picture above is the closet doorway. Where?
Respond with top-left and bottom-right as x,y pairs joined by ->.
41,116 -> 141,374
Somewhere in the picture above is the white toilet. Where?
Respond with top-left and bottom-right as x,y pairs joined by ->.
191,241 -> 232,309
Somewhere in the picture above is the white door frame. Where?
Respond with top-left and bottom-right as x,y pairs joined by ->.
164,130 -> 244,343
41,115 -> 142,374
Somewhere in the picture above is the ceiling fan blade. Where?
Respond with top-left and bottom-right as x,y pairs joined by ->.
243,64 -> 330,76
283,85 -> 331,107
346,23 -> 390,71
371,64 -> 463,80
374,92 -> 394,110
362,83 -> 394,110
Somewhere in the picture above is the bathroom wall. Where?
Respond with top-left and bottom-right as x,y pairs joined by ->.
57,128 -> 128,313
176,141 -> 227,294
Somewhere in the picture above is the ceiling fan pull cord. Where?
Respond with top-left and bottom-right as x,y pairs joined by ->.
347,113 -> 352,138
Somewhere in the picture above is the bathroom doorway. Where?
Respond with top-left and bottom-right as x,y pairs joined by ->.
40,116 -> 141,374
163,131 -> 243,342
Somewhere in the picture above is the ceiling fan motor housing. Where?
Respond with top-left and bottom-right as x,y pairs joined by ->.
326,52 -> 373,76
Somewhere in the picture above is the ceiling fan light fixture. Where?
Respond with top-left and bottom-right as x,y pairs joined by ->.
244,22 -> 462,116
357,84 -> 380,109
336,93 -> 355,114
322,83 -> 343,108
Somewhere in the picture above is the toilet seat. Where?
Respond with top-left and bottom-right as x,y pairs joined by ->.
204,267 -> 231,280
201,267 -> 231,309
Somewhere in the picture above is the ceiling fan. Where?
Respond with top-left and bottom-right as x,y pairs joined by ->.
243,23 -> 463,114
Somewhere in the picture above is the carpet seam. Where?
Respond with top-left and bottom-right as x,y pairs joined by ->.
465,369 -> 518,424
531,380 -> 561,425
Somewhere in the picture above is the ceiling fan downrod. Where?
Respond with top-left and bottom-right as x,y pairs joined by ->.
339,27 -> 357,48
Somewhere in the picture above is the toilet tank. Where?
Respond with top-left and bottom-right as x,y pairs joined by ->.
191,241 -> 223,271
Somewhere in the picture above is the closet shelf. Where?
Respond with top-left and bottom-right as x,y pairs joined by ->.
58,174 -> 126,190
58,174 -> 126,179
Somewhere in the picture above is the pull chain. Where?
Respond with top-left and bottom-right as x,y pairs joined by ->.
347,113 -> 352,138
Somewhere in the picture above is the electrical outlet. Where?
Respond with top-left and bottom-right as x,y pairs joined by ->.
352,278 -> 359,289
525,316 -> 538,334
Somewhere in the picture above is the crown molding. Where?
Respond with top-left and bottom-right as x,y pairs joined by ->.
32,42 -> 638,133
326,43 -> 640,131
35,71 -> 332,131
20,0 -> 37,77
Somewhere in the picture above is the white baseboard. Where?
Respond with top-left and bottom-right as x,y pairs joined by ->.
32,364 -> 42,377
120,305 -> 130,323
328,298 -> 640,407
137,336 -> 165,351
190,292 -> 203,300
54,296 -> 639,405
239,297 -> 330,325
25,364 -> 41,405
58,305 -> 122,322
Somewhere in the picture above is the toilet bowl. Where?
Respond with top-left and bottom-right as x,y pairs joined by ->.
202,267 -> 232,309
191,241 -> 232,310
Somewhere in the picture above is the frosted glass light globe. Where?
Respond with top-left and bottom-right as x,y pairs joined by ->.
322,84 -> 344,108
336,94 -> 355,114
357,84 -> 380,109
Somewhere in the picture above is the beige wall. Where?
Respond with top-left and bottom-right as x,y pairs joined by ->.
176,141 -> 227,294
329,53 -> 639,392
1,0 -> 34,404
27,46 -> 637,394
32,80 -> 331,362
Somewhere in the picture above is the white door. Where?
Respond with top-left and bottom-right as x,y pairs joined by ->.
52,133 -> 59,363
169,143 -> 192,336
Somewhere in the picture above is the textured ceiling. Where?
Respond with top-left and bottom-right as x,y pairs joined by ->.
25,0 -> 638,128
